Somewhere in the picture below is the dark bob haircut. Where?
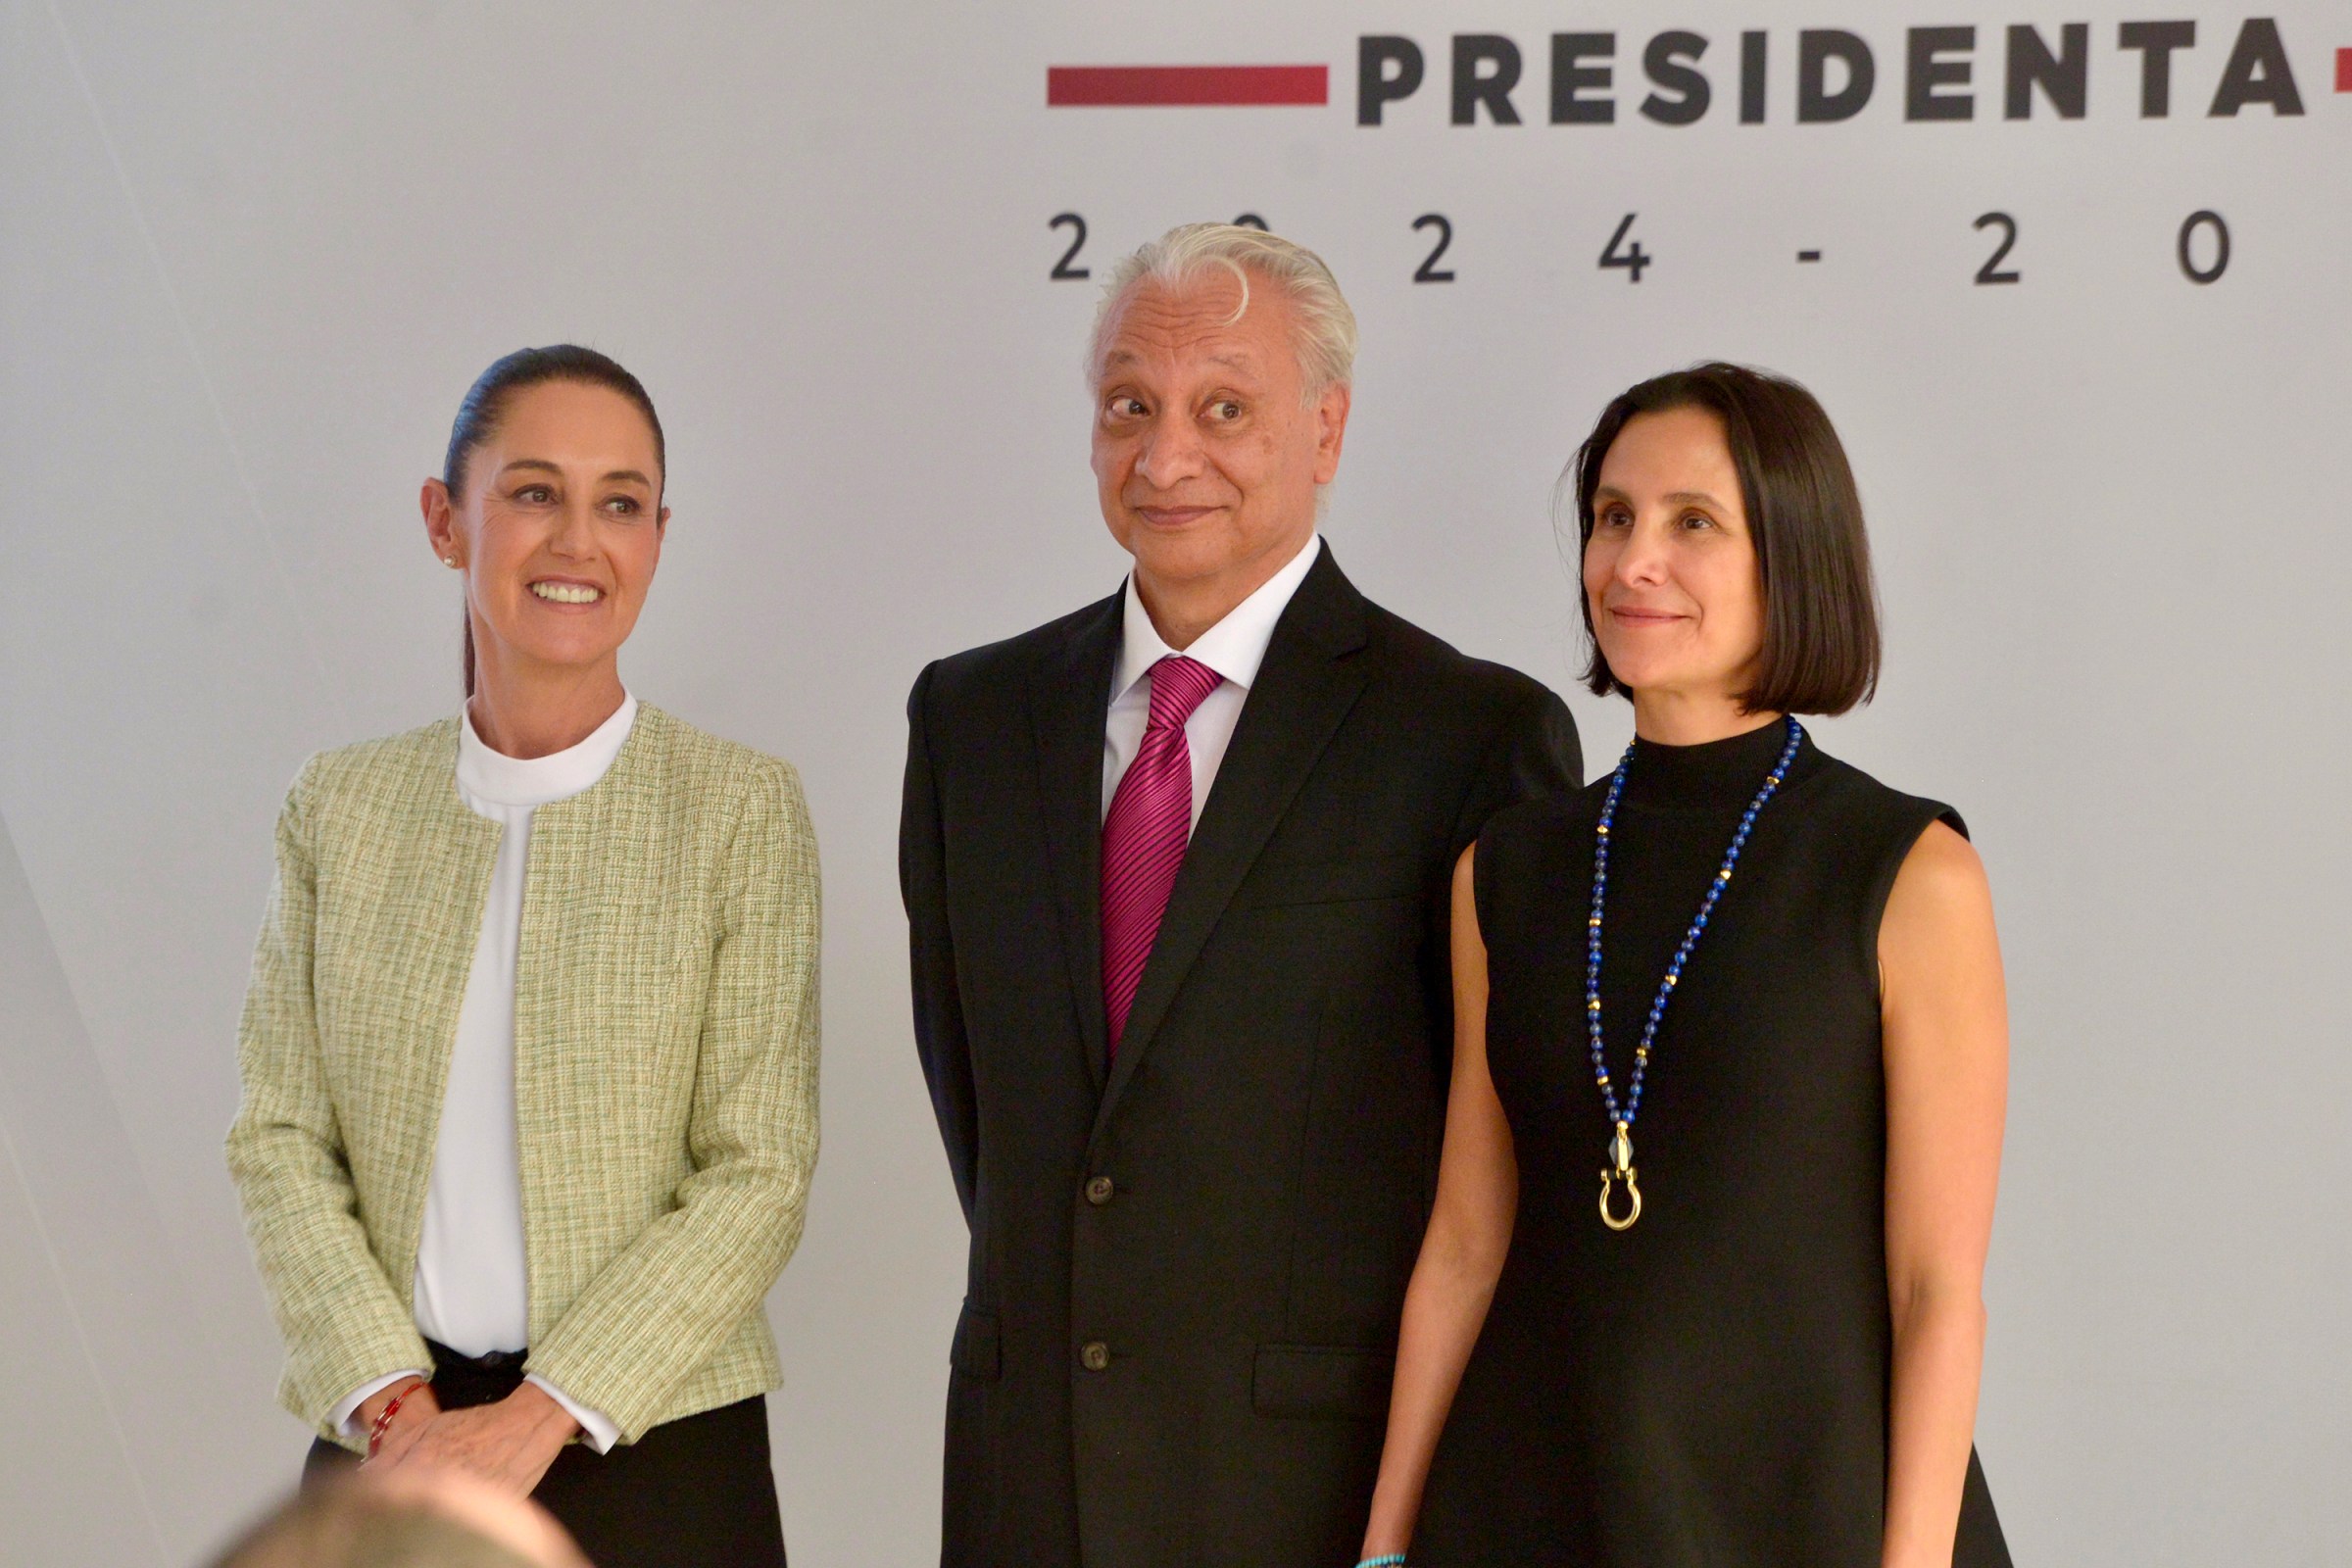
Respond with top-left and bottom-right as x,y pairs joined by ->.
1568,361 -> 1881,715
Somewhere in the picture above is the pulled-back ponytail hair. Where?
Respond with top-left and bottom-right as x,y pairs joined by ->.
442,345 -> 665,696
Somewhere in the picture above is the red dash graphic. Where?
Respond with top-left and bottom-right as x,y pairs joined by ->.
2336,47 -> 2351,92
1048,65 -> 1329,108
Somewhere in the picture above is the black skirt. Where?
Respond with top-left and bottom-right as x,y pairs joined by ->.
306,1342 -> 786,1568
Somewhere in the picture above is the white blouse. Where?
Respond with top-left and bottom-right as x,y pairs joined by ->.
332,694 -> 637,1451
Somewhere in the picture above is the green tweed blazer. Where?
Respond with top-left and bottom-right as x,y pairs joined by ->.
226,703 -> 819,1447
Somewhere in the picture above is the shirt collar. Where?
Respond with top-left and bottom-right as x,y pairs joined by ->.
457,691 -> 639,809
1111,534 -> 1322,707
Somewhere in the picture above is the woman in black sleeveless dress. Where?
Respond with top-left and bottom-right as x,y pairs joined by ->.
1357,366 -> 2012,1567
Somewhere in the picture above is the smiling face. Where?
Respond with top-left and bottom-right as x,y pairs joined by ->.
422,378 -> 666,684
1090,270 -> 1348,631
1583,405 -> 1768,724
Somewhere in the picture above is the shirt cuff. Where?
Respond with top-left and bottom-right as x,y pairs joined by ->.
525,1373 -> 619,1453
331,1369 -> 430,1439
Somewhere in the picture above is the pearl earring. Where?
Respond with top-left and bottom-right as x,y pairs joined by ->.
443,556 -> 459,567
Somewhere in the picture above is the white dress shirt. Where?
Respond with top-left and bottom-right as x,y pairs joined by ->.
330,695 -> 636,1452
1102,533 -> 1322,826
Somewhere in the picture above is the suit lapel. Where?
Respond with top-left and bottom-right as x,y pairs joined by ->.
1092,547 -> 1372,1139
1029,592 -> 1123,1093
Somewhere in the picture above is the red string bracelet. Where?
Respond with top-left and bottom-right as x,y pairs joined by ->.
366,1377 -> 431,1459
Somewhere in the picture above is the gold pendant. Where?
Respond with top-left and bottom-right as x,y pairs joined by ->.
1598,1121 -> 1642,1231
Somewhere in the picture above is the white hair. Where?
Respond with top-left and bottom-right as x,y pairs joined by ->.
1087,222 -> 1359,403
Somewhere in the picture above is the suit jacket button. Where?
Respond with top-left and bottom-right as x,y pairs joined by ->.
1084,1175 -> 1115,1205
1080,1341 -> 1110,1372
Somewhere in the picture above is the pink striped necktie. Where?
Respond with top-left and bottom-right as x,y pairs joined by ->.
1102,655 -> 1225,1054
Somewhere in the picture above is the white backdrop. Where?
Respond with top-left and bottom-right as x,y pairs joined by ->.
4,3 -> 2348,1563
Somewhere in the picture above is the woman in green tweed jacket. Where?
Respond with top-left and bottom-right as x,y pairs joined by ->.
226,346 -> 817,1567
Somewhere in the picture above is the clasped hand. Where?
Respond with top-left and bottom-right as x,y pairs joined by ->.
364,1381 -> 579,1498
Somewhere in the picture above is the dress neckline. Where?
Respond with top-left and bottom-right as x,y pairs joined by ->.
1621,717 -> 1817,809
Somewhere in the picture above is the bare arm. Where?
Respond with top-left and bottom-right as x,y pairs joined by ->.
1878,821 -> 2008,1568
1360,845 -> 1521,1559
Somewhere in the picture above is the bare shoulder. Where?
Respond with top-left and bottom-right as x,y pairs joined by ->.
1882,819 -> 1997,968
1889,820 -> 1989,907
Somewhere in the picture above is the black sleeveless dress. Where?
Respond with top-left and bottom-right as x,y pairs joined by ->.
1415,721 -> 2010,1566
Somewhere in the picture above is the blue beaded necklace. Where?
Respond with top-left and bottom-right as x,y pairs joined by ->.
1586,714 -> 1803,1231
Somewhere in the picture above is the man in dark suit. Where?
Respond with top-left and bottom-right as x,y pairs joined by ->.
900,223 -> 1582,1567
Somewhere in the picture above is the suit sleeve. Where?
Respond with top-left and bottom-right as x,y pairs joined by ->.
1451,681 -> 1585,852
902,662 -> 980,1223
224,760 -> 434,1441
525,759 -> 822,1444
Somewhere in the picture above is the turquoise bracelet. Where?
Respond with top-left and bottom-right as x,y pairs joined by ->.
1357,1556 -> 1407,1568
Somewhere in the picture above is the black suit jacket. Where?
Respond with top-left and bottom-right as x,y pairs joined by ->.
901,547 -> 1582,1567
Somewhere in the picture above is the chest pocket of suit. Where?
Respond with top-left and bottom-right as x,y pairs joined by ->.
1233,853 -> 1424,910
